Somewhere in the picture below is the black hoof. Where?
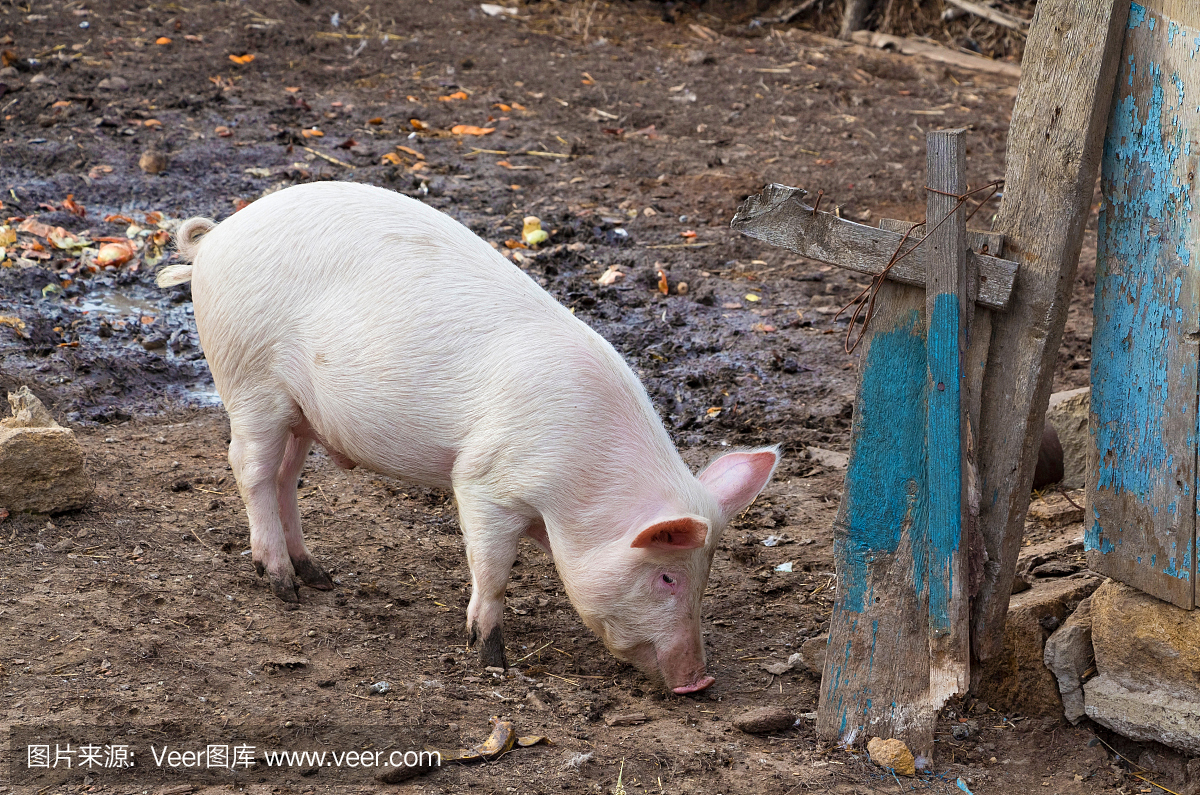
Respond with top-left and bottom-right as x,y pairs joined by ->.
269,572 -> 300,603
293,557 -> 335,590
470,621 -> 507,669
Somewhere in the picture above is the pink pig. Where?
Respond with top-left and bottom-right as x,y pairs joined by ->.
157,182 -> 779,694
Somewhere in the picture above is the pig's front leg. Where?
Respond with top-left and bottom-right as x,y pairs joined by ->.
456,489 -> 527,669
276,433 -> 334,590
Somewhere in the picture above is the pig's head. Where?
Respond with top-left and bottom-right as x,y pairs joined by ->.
560,447 -> 780,695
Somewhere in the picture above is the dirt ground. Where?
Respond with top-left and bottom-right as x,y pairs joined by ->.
0,1 -> 1128,793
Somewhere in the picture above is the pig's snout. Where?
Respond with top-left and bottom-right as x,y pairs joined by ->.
671,675 -> 716,695
656,636 -> 713,696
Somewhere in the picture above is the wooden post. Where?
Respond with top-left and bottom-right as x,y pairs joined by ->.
970,0 -> 1129,661
732,134 -> 1016,758
924,130 -> 971,698
1087,0 -> 1200,609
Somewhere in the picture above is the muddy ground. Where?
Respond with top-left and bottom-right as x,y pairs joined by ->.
0,1 -> 1128,793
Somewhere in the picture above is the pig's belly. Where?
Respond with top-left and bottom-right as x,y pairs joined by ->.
284,366 -> 465,489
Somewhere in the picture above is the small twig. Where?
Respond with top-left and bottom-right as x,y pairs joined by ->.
943,0 -> 1029,31
190,528 -> 215,553
1055,484 -> 1084,512
516,641 -> 554,663
301,146 -> 356,169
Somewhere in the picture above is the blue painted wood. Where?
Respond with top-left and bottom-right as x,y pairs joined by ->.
1087,0 -> 1199,609
818,286 -> 938,754
817,131 -> 972,755
924,130 -> 971,696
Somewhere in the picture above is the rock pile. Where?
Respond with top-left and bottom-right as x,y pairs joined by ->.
0,386 -> 92,513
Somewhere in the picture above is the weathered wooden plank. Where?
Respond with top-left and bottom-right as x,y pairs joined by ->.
883,218 -> 1003,258
730,184 -> 1018,309
1086,0 -> 1200,609
971,0 -> 1129,660
881,222 -> 995,598
924,129 -> 971,699
816,278 -> 936,756
879,219 -> 1004,260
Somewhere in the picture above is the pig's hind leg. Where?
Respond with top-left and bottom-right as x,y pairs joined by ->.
228,415 -> 302,603
456,489 -> 528,669
277,433 -> 335,590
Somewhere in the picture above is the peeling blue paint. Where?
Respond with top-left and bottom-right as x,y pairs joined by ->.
1129,3 -> 1146,30
1093,62 -> 1189,501
836,309 -> 929,614
927,291 -> 962,634
1090,3 -> 1198,601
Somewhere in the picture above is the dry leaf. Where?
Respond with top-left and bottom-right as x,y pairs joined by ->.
156,36 -> 172,45
62,194 -> 85,218
96,240 -> 136,268
184,34 -> 203,42
396,145 -> 424,159
145,211 -> 164,225
143,119 -> 162,128
597,266 -> 624,286
439,91 -> 469,101
745,293 -> 761,302
367,117 -> 384,124
0,315 -> 27,333
103,214 -> 135,224
511,102 -> 526,111
51,100 -> 71,109
410,119 -> 429,131
300,128 -> 324,138
680,230 -> 697,239
581,72 -> 595,85
450,124 -> 495,136
140,315 -> 156,325
284,86 -> 301,93
656,269 -> 669,295
214,125 -> 232,137
381,152 -> 402,165
503,239 -> 527,250
88,164 -> 114,179
229,53 -> 255,65
493,103 -> 511,112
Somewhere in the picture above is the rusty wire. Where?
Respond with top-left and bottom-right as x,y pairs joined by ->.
834,179 -> 1005,354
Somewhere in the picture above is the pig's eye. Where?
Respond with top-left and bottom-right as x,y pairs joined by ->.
661,574 -> 675,585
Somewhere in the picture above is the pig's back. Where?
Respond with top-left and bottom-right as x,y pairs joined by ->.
189,182 -> 681,498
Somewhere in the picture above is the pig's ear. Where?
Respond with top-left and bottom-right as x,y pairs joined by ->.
630,517 -> 709,550
699,447 -> 781,522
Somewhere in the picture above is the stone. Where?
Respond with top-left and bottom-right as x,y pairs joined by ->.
97,75 -> 129,91
1045,387 -> 1089,490
1043,595 -> 1094,723
0,387 -> 92,514
799,633 -> 828,677
866,737 -> 915,776
139,150 -> 169,175
807,446 -> 848,470
1090,581 -> 1200,700
1084,675 -> 1200,755
972,574 -> 1101,716
1082,581 -> 1200,754
733,705 -> 795,734
1030,560 -> 1081,578
1033,422 -> 1064,489
1026,498 -> 1085,528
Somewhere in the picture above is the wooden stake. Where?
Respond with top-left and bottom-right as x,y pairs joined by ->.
970,0 -> 1129,660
